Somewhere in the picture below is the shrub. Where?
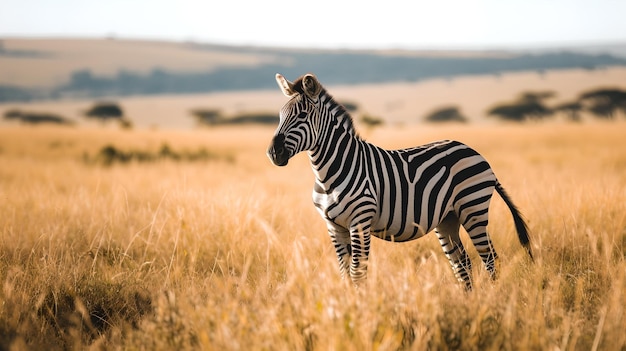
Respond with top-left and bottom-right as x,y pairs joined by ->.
339,100 -> 359,112
87,143 -> 232,165
84,102 -> 125,123
190,108 -> 223,126
487,90 -> 555,122
424,106 -> 468,123
553,101 -> 584,122
3,109 -> 73,125
190,109 -> 278,126
360,114 -> 384,128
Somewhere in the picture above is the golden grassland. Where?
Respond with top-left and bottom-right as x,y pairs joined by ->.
0,123 -> 625,350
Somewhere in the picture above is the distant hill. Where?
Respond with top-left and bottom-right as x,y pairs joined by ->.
2,38 -> 626,103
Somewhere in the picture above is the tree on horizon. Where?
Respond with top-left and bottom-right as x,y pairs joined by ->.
423,106 -> 468,123
579,88 -> 626,119
487,91 -> 555,122
84,102 -> 125,122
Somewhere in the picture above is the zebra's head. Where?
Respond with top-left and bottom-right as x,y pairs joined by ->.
267,73 -> 323,167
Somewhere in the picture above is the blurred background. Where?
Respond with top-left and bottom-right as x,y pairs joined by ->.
2,3 -> 626,349
1,0 -> 626,129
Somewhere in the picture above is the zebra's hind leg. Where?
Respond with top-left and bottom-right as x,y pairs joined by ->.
435,212 -> 473,290
461,208 -> 499,281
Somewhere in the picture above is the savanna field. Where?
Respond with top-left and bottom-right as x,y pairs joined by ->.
0,122 -> 625,350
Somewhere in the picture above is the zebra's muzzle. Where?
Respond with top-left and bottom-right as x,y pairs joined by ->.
267,134 -> 289,166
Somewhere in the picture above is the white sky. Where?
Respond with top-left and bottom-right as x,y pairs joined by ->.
1,0 -> 625,49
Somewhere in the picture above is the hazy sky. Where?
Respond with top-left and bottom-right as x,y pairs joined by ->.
1,0 -> 625,49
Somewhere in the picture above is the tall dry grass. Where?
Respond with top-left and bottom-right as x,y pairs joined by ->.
0,123 -> 624,350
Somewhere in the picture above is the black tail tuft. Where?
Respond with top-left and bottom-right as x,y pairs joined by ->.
495,181 -> 534,261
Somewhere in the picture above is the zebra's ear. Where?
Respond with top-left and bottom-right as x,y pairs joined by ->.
276,73 -> 297,97
302,74 -> 322,99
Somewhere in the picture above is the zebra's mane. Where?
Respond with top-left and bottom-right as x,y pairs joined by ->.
291,76 -> 361,140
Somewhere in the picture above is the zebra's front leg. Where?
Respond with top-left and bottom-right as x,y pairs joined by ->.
328,228 -> 351,280
349,225 -> 371,287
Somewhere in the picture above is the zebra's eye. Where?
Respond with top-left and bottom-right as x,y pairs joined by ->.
296,112 -> 307,120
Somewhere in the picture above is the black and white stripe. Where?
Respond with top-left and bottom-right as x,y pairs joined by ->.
268,73 -> 533,289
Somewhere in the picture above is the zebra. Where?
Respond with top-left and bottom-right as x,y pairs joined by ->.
267,73 -> 533,290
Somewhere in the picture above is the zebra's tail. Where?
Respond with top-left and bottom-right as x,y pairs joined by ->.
495,181 -> 534,261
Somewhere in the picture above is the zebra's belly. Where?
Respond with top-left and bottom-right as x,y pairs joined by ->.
313,185 -> 448,242
371,216 -> 435,242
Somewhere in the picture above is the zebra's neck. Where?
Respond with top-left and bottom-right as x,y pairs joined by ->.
317,89 -> 360,139
309,90 -> 362,186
